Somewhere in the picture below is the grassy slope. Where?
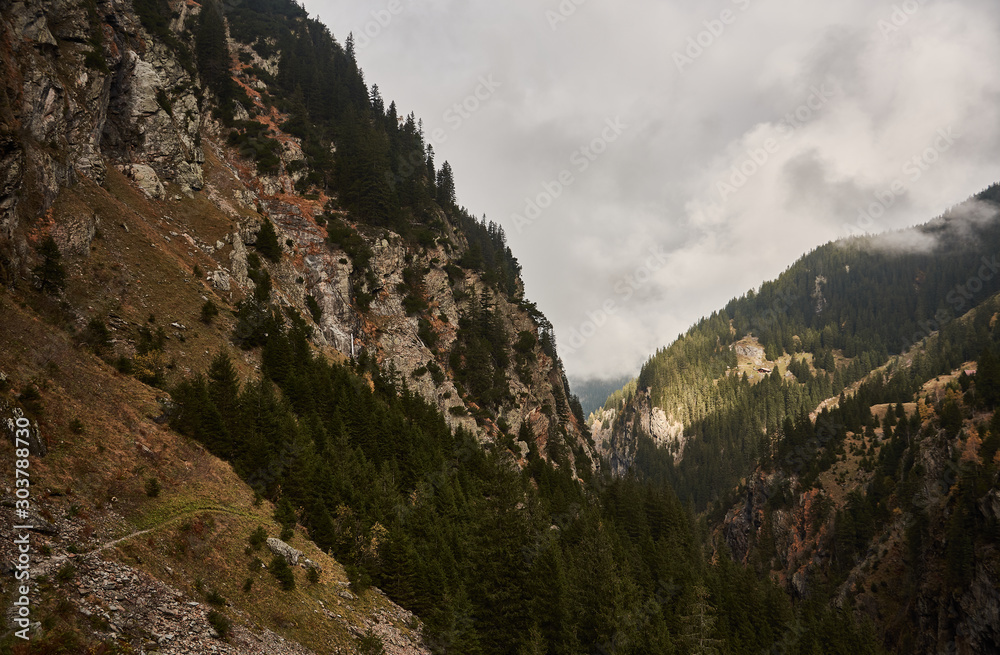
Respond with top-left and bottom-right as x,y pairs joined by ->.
0,142 -> 420,653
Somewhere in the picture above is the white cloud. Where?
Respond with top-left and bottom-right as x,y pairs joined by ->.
302,0 -> 1000,380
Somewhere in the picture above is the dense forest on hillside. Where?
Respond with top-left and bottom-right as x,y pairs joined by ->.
170,306 -> 884,654
712,296 -> 1000,652
624,187 -> 1000,512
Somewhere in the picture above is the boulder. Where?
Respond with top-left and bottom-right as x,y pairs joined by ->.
266,537 -> 301,566
51,210 -> 98,255
206,270 -> 231,291
121,164 -> 165,199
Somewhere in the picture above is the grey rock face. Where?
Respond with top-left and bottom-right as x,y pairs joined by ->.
266,537 -> 302,566
102,48 -> 203,193
1,0 -> 204,245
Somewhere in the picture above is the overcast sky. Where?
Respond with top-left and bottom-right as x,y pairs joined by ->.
299,0 -> 1000,380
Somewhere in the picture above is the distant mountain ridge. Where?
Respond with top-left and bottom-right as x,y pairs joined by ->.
568,373 -> 634,417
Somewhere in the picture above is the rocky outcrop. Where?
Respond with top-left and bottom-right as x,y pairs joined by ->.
266,537 -> 302,566
0,0 -> 206,282
722,470 -> 773,564
102,47 -> 204,194
591,388 -> 684,476
49,206 -> 99,255
119,162 -> 164,199
733,342 -> 765,362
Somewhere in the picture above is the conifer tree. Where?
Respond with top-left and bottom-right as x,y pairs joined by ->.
254,218 -> 282,263
681,585 -> 722,655
196,0 -> 235,124
33,235 -> 66,294
436,161 -> 456,207
208,352 -> 241,426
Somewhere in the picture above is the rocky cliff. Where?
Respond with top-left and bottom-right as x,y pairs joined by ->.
0,0 -> 594,465
590,388 -> 684,476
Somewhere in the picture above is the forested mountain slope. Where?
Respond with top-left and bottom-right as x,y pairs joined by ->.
595,185 -> 1000,508
594,186 -> 1000,653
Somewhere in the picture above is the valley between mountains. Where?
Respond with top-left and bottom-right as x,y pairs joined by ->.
0,0 -> 998,653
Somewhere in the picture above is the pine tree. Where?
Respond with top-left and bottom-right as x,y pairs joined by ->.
255,218 -> 282,263
436,161 -> 456,207
680,585 -> 722,655
275,497 -> 297,540
196,0 -> 235,124
208,352 -> 241,427
32,235 -> 66,294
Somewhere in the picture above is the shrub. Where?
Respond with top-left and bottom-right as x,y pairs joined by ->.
427,361 -> 445,386
201,300 -> 219,324
155,88 -> 173,116
145,477 -> 161,498
19,385 -> 42,415
32,235 -> 66,295
206,589 -> 227,606
306,295 -> 322,323
326,218 -> 373,271
114,356 -> 134,375
137,326 -> 166,354
345,564 -> 371,594
56,563 -> 76,582
132,351 -> 166,387
417,319 -> 437,349
248,526 -> 267,550
254,219 -> 282,263
358,630 -> 386,655
269,555 -> 295,590
207,610 -> 231,639
307,567 -> 320,584
84,47 -> 109,72
83,317 -> 112,354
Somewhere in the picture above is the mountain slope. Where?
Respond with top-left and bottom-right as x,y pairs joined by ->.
596,186 -> 1000,509
0,0 -> 595,472
597,187 -> 1000,653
